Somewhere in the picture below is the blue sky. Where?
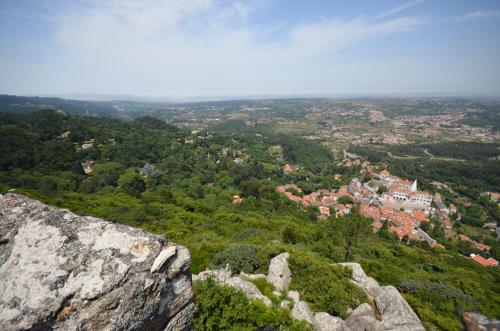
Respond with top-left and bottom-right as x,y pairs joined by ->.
0,0 -> 499,98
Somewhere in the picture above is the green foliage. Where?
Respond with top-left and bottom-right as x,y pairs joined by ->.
250,278 -> 284,305
399,280 -> 479,331
289,251 -> 369,318
282,226 -> 308,245
331,215 -> 372,261
2,109 -> 499,329
193,279 -> 311,331
337,196 -> 354,205
212,245 -> 261,274
118,169 -> 146,197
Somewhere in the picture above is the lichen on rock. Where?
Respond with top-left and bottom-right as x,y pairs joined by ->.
0,193 -> 194,331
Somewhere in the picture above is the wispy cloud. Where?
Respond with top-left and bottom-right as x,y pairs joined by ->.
44,0 -> 425,96
375,0 -> 424,20
449,10 -> 500,22
10,0 -> 499,96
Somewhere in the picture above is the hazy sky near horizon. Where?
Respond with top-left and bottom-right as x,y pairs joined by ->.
1,0 -> 500,97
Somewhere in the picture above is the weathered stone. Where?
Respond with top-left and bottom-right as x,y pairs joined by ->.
192,268 -> 231,283
240,271 -> 267,280
339,263 -> 425,331
0,194 -> 194,331
337,263 -> 382,298
462,312 -> 500,331
346,303 -> 375,323
267,252 -> 291,291
193,269 -> 272,307
288,290 -> 300,303
345,303 -> 384,331
279,300 -> 291,309
164,302 -> 195,331
347,316 -> 385,331
314,312 -> 351,331
375,286 -> 424,331
151,246 -> 177,273
225,277 -> 273,307
292,301 -> 315,325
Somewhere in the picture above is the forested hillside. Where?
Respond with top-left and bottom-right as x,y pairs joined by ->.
1,110 -> 499,330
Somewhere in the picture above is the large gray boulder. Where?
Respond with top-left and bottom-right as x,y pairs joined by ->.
375,286 -> 425,331
0,194 -> 194,331
225,277 -> 273,307
267,252 -> 291,291
292,301 -> 315,325
345,303 -> 384,331
339,263 -> 424,331
314,312 -> 351,331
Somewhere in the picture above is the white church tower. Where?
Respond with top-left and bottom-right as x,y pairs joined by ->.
410,179 -> 418,192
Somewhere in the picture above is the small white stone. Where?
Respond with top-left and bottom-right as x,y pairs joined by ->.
151,246 -> 176,273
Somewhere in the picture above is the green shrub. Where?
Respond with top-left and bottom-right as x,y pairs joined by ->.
289,252 -> 369,318
212,244 -> 261,274
250,278 -> 285,305
193,279 -> 311,330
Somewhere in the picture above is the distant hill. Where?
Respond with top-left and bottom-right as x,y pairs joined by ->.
0,94 -> 119,117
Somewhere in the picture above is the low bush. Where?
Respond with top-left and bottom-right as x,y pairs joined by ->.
288,251 -> 369,319
212,244 -> 261,274
193,279 -> 311,330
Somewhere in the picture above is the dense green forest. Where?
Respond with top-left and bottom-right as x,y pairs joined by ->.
1,110 -> 499,330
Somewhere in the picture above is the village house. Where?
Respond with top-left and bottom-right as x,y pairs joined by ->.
388,180 -> 432,206
283,163 -> 294,174
81,139 -> 94,150
319,206 -> 330,219
412,211 -> 429,224
458,234 -> 491,252
470,254 -> 499,267
277,184 -> 353,218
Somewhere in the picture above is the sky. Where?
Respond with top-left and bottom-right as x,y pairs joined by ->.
0,0 -> 499,99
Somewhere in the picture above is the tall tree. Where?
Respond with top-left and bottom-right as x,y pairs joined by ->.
331,214 -> 372,261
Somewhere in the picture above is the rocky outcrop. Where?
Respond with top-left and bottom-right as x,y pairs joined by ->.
314,312 -> 350,331
193,266 -> 232,283
345,303 -> 384,331
225,277 -> 273,306
267,252 -> 291,292
376,286 -> 424,330
0,194 -> 194,331
462,312 -> 500,331
337,262 -> 382,298
193,267 -> 272,306
338,263 -> 425,331
240,271 -> 267,280
292,301 -> 315,325
193,253 -> 425,331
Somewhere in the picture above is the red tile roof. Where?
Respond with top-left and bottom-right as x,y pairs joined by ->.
413,211 -> 429,223
473,242 -> 491,251
471,254 -> 498,267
